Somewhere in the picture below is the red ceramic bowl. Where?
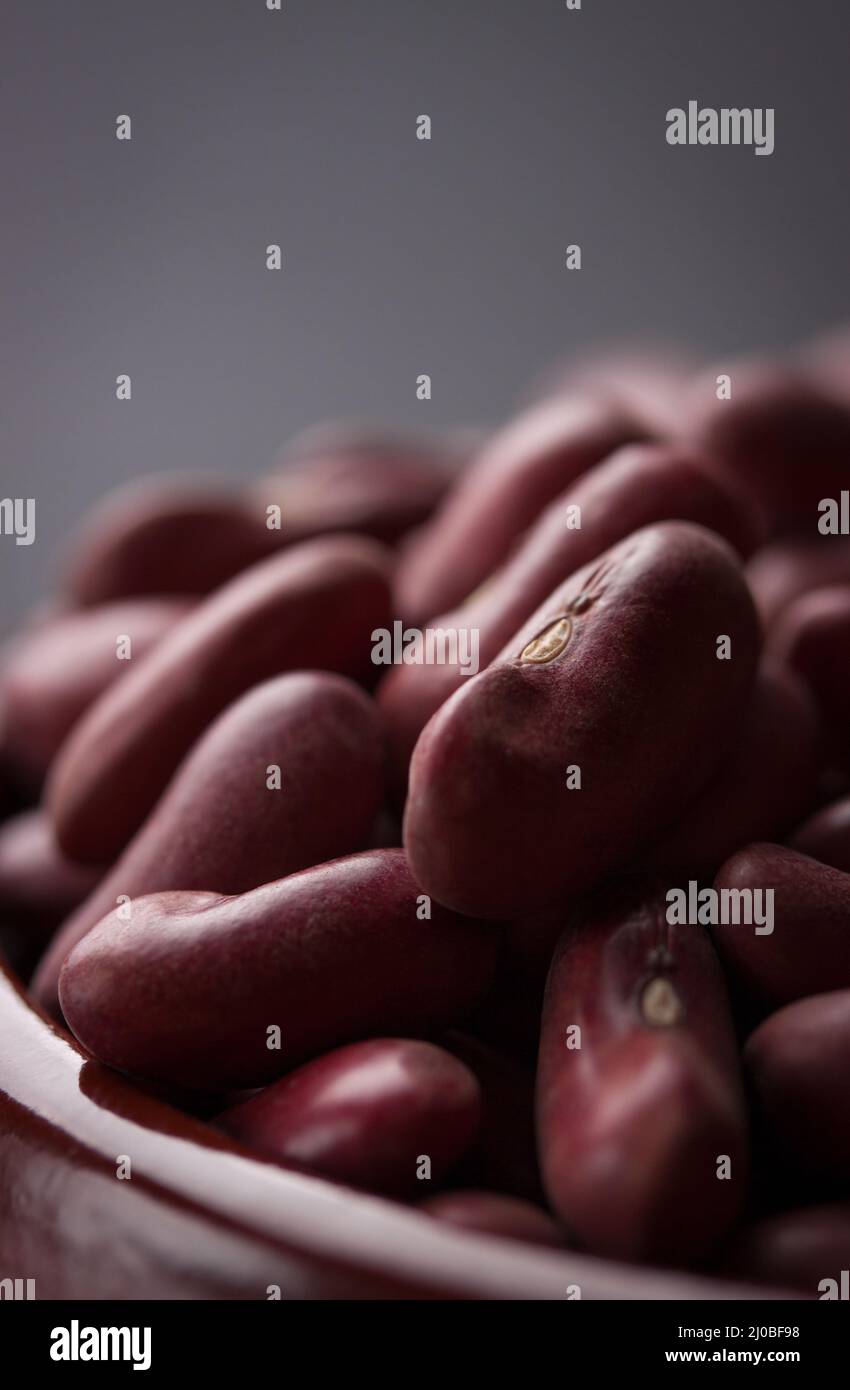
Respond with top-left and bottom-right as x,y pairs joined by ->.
0,960 -> 789,1300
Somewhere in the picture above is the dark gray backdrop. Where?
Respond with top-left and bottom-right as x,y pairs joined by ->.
2,0 -> 848,624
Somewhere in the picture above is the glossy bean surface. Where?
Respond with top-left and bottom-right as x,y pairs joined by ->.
536,886 -> 749,1262
217,1038 -> 481,1196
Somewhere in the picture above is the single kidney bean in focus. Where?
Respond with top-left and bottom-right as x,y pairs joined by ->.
404,521 -> 759,918
58,849 -> 498,1092
217,1038 -> 481,1198
536,885 -> 749,1263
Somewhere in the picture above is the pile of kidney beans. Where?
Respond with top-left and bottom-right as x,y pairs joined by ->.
3,333 -> 850,1297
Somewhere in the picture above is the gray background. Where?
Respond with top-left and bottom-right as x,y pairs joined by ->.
1,0 -> 848,625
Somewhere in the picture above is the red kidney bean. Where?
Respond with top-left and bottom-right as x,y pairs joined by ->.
7,948 -> 755,1303
800,323 -> 850,404
420,1192 -> 564,1248
532,343 -> 698,436
747,537 -> 850,630
0,811 -> 101,930
379,445 -> 763,790
58,849 -> 499,1091
767,585 -> 850,762
217,1038 -> 481,1197
646,665 -> 821,876
65,478 -> 285,606
722,1203 -> 850,1296
404,521 -> 759,918
249,427 -> 456,546
32,672 -> 387,1015
0,599 -> 190,788
682,361 -> 850,529
0,812 -> 102,983
442,1031 -> 541,1202
47,535 -> 393,862
790,794 -> 850,871
745,990 -> 850,1182
536,886 -> 750,1263
712,844 -> 850,1008
394,395 -> 648,625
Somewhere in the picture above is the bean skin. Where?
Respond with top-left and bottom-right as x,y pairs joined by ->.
47,535 -> 393,862
722,1203 -> 850,1296
395,395 -> 647,626
248,427 -> 455,546
534,344 -> 698,436
64,478 -> 285,606
646,665 -> 821,877
712,844 -> 850,1009
800,323 -> 850,404
58,849 -> 499,1092
767,585 -> 850,764
33,672 -> 387,1016
683,361 -> 850,529
217,1038 -> 481,1197
790,794 -> 850,872
747,537 -> 850,630
0,598 -> 190,789
0,812 -> 102,983
379,445 -> 763,791
0,811 -> 101,928
745,990 -> 850,1182
404,521 -> 759,918
536,886 -> 750,1263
